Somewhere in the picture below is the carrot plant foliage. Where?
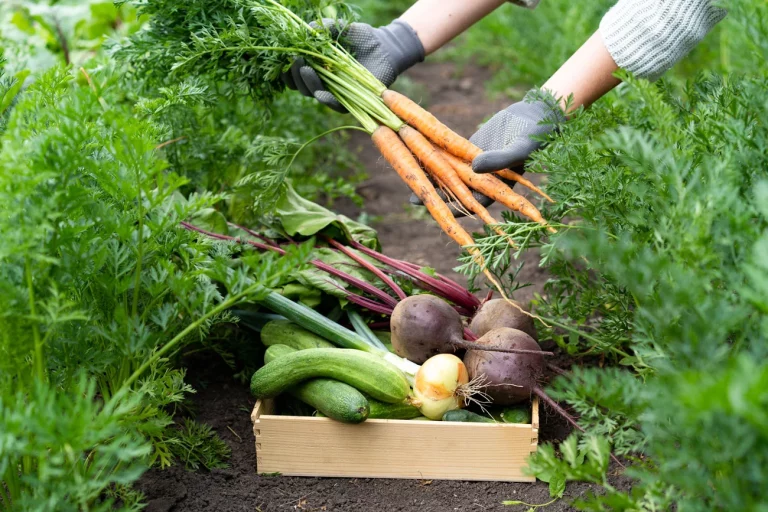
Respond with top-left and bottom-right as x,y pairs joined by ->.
489,2 -> 768,507
3,0 -> 768,509
0,64 -> 309,508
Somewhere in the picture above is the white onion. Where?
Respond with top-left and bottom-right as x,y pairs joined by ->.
412,354 -> 469,420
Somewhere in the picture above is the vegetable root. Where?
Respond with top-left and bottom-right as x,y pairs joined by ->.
382,89 -> 553,202
442,151 -> 555,232
372,125 -> 475,248
398,125 -> 515,246
370,126 -> 499,284
382,90 -> 478,163
532,387 -> 625,468
494,169 -> 554,204
391,295 -> 553,364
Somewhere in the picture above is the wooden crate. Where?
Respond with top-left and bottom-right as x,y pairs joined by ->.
251,397 -> 539,482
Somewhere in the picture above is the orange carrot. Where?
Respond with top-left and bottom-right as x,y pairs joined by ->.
442,151 -> 556,233
398,125 -> 514,245
494,169 -> 554,204
382,89 -> 553,203
432,175 -> 472,218
370,126 -> 504,272
382,90 -> 478,162
371,126 -> 477,248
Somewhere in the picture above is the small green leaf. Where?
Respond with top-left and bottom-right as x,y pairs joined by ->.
275,184 -> 378,248
549,473 -> 566,498
188,208 -> 228,234
1,69 -> 31,115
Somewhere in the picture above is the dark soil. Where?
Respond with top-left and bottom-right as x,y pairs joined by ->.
137,62 -> 632,511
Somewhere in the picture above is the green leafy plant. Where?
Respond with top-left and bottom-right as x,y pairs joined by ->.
486,27 -> 768,512
168,419 -> 233,471
0,63 -> 308,509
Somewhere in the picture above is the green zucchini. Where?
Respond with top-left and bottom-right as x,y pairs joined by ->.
292,379 -> 369,423
250,348 -> 410,403
261,320 -> 336,350
500,407 -> 532,424
442,410 -> 496,423
265,344 -> 370,423
367,398 -> 421,419
263,344 -> 297,363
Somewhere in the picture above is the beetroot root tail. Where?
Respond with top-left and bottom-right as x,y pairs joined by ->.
452,339 -> 554,356
532,387 -> 625,469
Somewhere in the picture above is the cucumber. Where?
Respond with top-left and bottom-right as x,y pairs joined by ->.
442,410 -> 496,423
261,320 -> 336,350
263,344 -> 297,363
500,407 -> 532,424
367,398 -> 421,419
265,344 -> 370,423
250,348 -> 410,404
292,379 -> 369,423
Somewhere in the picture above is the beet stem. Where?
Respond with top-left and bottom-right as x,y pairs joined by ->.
326,237 -> 408,301
343,293 -> 395,315
532,387 -> 625,469
464,328 -> 478,342
347,240 -> 480,310
452,339 -> 554,356
395,259 -> 475,301
182,222 -> 398,308
228,222 -> 279,247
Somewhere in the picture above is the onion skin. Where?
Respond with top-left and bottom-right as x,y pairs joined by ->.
464,328 -> 544,405
413,354 -> 469,420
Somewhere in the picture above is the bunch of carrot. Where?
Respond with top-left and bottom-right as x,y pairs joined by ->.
376,91 -> 555,242
259,1 -> 554,287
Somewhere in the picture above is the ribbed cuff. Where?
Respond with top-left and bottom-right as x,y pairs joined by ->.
379,20 -> 426,75
600,0 -> 726,81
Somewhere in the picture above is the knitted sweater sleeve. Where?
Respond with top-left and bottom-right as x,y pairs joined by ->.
600,0 -> 727,80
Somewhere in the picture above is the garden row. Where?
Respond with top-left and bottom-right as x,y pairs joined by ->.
1,0 -> 768,510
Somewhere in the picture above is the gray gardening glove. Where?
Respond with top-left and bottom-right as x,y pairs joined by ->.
282,19 -> 424,112
409,90 -> 564,217
470,89 -> 565,174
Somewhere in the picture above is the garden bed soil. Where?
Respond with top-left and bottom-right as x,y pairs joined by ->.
137,62 -> 631,511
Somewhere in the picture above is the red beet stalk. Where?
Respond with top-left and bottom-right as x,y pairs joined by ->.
181,222 -> 399,308
325,237 -> 407,301
346,240 -> 480,311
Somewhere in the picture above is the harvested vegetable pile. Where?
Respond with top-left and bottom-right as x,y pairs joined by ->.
183,209 -> 569,427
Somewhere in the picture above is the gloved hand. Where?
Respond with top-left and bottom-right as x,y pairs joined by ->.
469,89 -> 565,174
282,19 -> 424,112
409,89 -> 565,217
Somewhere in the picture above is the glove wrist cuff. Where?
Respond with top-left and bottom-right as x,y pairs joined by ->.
377,20 -> 426,76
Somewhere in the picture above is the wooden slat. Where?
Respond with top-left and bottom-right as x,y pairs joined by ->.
253,399 -> 539,482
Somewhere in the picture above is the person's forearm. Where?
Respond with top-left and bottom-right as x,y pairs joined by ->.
399,0 -> 507,55
541,32 -> 621,114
